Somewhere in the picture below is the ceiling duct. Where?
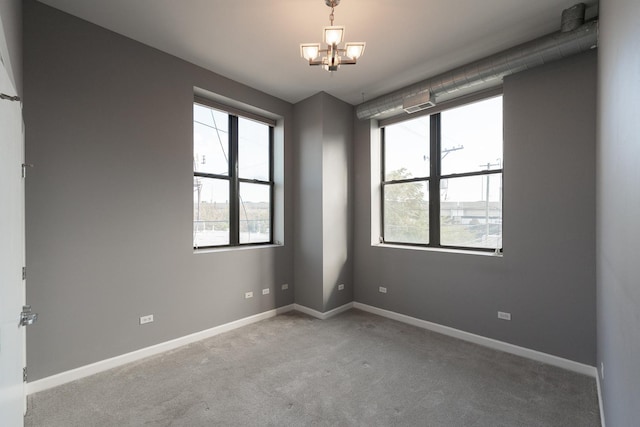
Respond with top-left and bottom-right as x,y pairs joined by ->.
356,4 -> 597,120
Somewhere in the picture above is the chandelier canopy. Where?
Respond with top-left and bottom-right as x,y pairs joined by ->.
300,0 -> 366,72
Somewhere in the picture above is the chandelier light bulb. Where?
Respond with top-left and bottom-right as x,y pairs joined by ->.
301,44 -> 321,61
345,42 -> 365,60
324,26 -> 345,45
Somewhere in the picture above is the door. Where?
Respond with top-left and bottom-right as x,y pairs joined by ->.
0,50 -> 26,426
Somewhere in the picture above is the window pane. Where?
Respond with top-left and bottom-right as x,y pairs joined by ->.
193,177 -> 230,247
440,174 -> 502,249
383,181 -> 429,244
441,96 -> 503,175
239,118 -> 270,181
384,117 -> 430,181
239,182 -> 271,244
194,104 -> 229,176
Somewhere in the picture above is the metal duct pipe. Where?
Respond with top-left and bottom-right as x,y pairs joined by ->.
356,14 -> 597,120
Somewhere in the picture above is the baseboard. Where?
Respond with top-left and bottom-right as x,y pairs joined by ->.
353,302 -> 597,377
596,369 -> 606,427
26,304 -> 295,395
27,300 -> 601,403
293,302 -> 354,320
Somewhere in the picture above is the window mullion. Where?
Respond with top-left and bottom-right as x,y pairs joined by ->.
229,115 -> 239,245
429,114 -> 441,246
269,126 -> 275,244
380,128 -> 386,243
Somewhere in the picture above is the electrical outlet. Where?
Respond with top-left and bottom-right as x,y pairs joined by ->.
281,284 -> 289,291
262,288 -> 270,295
497,311 -> 511,321
338,284 -> 345,291
379,286 -> 387,294
245,291 -> 253,299
139,314 -> 154,325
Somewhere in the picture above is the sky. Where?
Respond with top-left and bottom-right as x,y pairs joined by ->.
193,96 -> 503,205
193,103 -> 271,204
384,95 -> 503,203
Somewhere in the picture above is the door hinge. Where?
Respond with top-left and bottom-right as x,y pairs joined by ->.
22,266 -> 26,280
23,367 -> 27,382
22,163 -> 34,178
1,93 -> 21,102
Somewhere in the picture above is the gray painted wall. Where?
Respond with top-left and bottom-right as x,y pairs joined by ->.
293,92 -> 354,313
597,0 -> 640,424
321,94 -> 353,312
293,94 -> 325,312
0,0 -> 20,93
354,51 -> 597,365
24,1 -> 294,380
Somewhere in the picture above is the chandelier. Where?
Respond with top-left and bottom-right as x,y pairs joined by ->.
300,0 -> 366,72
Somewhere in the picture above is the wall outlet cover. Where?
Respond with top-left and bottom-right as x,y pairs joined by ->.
497,311 -> 511,321
139,315 -> 154,325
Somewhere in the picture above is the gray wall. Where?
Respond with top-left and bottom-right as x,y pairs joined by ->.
0,0 -> 20,93
354,51 -> 597,365
293,92 -> 354,313
321,94 -> 353,311
597,0 -> 640,424
293,94 -> 324,311
24,1 -> 294,381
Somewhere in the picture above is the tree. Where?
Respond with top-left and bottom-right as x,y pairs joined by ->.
384,168 -> 477,246
384,168 -> 429,243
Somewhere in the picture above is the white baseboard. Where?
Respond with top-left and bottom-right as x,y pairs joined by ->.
293,302 -> 354,320
26,304 -> 295,395
353,302 -> 597,377
596,369 -> 606,427
28,300 -> 601,408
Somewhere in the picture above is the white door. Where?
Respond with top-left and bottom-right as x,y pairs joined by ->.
0,50 -> 26,426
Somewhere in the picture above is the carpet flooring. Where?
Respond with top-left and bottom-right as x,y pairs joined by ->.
24,309 -> 600,426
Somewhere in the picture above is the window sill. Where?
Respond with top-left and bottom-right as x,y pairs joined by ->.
373,243 -> 503,258
194,243 -> 284,254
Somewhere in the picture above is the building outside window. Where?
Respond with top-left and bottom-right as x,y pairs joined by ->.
381,95 -> 503,251
193,100 -> 274,248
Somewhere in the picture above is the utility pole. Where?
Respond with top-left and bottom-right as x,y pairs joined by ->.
479,160 -> 501,243
441,145 -> 463,159
194,156 -> 203,234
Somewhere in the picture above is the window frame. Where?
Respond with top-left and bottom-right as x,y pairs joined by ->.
193,98 -> 275,249
380,94 -> 503,253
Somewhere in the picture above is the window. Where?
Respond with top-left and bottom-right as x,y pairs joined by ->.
381,95 -> 503,251
193,100 -> 274,248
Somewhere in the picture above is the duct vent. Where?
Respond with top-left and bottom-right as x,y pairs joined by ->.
403,91 -> 435,114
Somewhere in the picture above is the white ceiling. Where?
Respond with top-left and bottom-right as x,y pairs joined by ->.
37,0 -> 598,106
